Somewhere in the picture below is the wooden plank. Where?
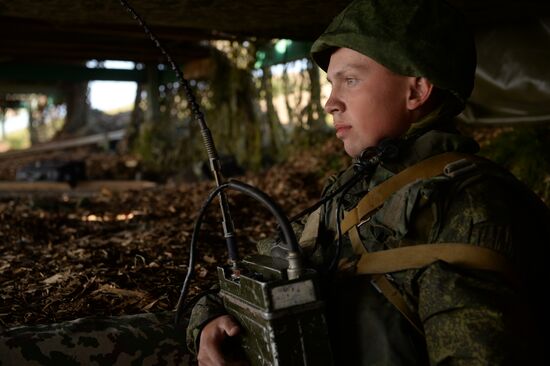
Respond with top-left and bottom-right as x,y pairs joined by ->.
0,181 -> 71,192
0,130 -> 125,161
74,181 -> 157,191
0,180 -> 157,196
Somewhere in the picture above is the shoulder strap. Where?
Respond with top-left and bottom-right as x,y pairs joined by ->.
355,243 -> 517,284
341,152 -> 477,234
340,152 -> 518,335
349,226 -> 425,335
298,206 -> 322,253
348,226 -> 519,336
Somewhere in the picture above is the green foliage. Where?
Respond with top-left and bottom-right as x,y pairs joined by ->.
131,40 -> 329,179
133,99 -> 201,180
132,44 -> 263,179
206,48 -> 263,171
479,126 -> 550,204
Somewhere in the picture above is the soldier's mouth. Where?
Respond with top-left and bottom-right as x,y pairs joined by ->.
335,124 -> 352,138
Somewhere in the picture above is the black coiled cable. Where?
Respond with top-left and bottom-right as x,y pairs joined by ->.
174,180 -> 300,324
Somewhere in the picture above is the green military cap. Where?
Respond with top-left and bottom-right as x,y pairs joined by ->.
311,0 -> 476,112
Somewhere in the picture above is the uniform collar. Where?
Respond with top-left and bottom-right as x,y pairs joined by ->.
341,129 -> 479,210
371,129 -> 479,188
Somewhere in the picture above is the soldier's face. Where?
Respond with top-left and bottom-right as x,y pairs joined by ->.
324,48 -> 414,158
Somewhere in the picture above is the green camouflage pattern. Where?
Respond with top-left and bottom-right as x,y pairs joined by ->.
310,0 -> 476,111
316,129 -> 547,364
188,128 -> 548,364
186,288 -> 224,356
0,311 -> 191,365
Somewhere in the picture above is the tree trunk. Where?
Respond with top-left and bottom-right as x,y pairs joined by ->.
125,82 -> 144,151
58,82 -> 89,137
261,66 -> 283,157
307,61 -> 325,129
0,109 -> 5,140
145,64 -> 160,125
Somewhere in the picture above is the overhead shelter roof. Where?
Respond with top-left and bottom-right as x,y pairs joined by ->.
1,0 -> 550,126
1,0 -> 549,64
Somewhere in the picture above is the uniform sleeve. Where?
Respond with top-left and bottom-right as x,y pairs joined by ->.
414,175 -> 535,365
417,260 -> 519,365
185,287 -> 225,355
256,220 -> 307,256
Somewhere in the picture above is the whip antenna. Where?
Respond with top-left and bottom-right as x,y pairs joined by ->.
119,0 -> 240,268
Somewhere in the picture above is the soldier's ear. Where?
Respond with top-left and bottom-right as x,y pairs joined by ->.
406,77 -> 434,111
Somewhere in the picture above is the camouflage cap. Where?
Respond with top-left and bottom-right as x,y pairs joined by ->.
311,0 -> 476,111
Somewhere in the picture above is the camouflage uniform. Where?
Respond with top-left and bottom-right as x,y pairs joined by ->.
0,312 -> 190,365
305,128 -> 548,365
187,127 -> 549,365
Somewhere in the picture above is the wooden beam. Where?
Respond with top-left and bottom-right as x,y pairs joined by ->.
0,82 -> 61,95
1,16 -> 219,42
0,63 -> 146,83
2,40 -> 208,64
0,16 -> 212,64
0,180 -> 157,198
0,62 -> 197,83
0,130 -> 126,161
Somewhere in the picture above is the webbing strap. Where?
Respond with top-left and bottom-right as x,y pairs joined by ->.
298,206 -> 322,253
371,274 -> 424,335
355,243 -> 518,285
349,226 -> 424,335
341,152 -> 475,234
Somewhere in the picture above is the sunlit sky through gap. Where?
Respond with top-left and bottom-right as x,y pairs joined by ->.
87,60 -> 138,113
2,61 -> 138,133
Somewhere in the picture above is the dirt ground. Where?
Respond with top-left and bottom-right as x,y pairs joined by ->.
0,139 -> 347,329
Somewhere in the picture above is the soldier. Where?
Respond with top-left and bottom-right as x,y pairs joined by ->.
1,1 -> 548,365
191,0 -> 549,365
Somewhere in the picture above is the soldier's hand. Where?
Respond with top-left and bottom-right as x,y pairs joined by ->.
197,315 -> 248,366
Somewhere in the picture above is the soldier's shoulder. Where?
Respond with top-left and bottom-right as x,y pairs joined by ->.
321,165 -> 356,196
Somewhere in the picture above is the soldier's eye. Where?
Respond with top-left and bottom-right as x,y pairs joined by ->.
345,78 -> 358,86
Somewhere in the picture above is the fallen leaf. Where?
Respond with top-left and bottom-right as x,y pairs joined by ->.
203,255 -> 217,264
92,284 -> 146,299
148,261 -> 160,268
42,273 -> 66,285
196,266 -> 208,278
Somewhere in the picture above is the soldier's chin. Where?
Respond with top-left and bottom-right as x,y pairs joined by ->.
343,143 -> 361,158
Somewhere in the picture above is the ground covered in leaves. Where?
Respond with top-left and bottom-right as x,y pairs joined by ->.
0,139 -> 348,329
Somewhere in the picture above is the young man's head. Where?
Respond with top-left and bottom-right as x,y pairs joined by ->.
325,48 -> 435,157
311,0 -> 476,157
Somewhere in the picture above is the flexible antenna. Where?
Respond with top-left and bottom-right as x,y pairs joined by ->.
119,0 -> 240,266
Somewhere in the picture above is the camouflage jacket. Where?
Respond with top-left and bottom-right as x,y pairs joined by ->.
0,312 -> 190,366
188,129 -> 549,365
